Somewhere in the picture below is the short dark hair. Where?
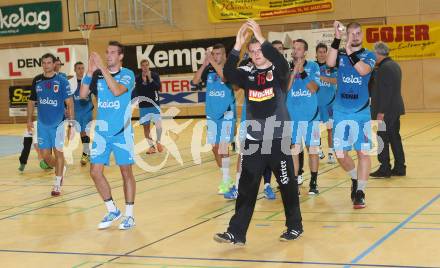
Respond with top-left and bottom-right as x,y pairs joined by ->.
271,40 -> 283,46
108,40 -> 124,55
212,43 -> 225,50
41,53 -> 56,63
140,59 -> 149,65
316,43 -> 328,53
347,22 -> 362,32
295,39 -> 308,51
247,36 -> 260,49
74,61 -> 84,68
54,58 -> 62,63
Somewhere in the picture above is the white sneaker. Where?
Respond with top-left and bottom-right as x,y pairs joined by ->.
119,216 -> 136,230
98,209 -> 122,229
318,149 -> 325,160
297,174 -> 304,185
327,153 -> 336,164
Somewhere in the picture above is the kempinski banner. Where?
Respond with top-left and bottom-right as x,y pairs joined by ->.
0,1 -> 62,36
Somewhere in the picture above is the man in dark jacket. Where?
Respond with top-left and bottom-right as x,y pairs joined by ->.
370,41 -> 406,177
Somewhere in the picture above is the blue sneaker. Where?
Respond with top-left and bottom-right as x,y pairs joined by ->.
119,216 -> 136,230
98,209 -> 121,229
224,185 -> 238,199
264,185 -> 276,200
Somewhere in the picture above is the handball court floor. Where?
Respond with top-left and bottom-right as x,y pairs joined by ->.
0,113 -> 439,268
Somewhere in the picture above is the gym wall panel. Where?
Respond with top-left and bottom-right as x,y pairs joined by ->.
420,0 -> 440,13
386,0 -> 420,16
422,59 -> 440,109
351,0 -> 386,19
399,60 -> 425,110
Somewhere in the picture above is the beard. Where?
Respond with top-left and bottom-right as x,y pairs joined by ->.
351,41 -> 362,48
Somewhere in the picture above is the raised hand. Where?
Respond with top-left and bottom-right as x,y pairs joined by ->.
87,54 -> 97,75
234,23 -> 250,50
91,52 -> 104,70
333,20 -> 343,39
246,19 -> 265,43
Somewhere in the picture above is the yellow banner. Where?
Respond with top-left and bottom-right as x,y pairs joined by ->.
207,0 -> 334,23
362,22 -> 440,60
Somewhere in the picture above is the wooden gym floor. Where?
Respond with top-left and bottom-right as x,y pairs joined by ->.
0,113 -> 439,268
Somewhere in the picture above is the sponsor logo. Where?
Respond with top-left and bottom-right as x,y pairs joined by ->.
53,84 -> 59,93
0,7 -> 50,31
39,97 -> 57,106
36,85 -> 42,92
341,92 -> 359,99
291,88 -> 311,97
279,160 -> 289,184
342,75 -> 362,85
248,76 -> 255,81
208,90 -> 225,98
98,100 -> 120,109
266,70 -> 273,81
248,87 -> 274,102
320,80 -> 331,87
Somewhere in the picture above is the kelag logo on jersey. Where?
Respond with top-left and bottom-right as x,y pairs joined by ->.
123,37 -> 235,75
291,88 -> 312,98
342,75 -> 362,85
208,90 -> 225,98
98,100 -> 120,110
39,97 -> 57,107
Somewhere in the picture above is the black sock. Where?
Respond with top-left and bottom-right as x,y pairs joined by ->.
310,171 -> 318,186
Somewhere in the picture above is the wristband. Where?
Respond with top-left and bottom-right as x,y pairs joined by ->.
82,75 -> 92,86
331,38 -> 341,49
348,53 -> 360,66
300,71 -> 308,80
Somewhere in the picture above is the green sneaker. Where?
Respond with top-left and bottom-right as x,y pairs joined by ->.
18,163 -> 26,173
39,160 -> 52,170
218,179 -> 234,195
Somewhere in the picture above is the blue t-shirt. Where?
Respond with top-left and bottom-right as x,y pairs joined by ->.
316,62 -> 337,107
73,78 -> 94,115
90,67 -> 135,137
286,60 -> 321,122
335,49 -> 376,113
201,65 -> 236,120
30,73 -> 72,127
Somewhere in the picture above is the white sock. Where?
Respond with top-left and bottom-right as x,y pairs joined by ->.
104,199 -> 117,213
83,143 -> 90,155
125,203 -> 134,217
348,168 -> 357,180
156,126 -> 162,143
221,157 -> 230,182
55,176 -> 62,186
235,172 -> 241,188
264,183 -> 270,189
357,180 -> 367,191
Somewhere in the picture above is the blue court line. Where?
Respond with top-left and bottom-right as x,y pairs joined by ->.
346,194 -> 440,267
0,249 -> 438,268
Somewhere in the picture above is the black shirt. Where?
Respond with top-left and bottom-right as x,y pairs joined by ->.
132,72 -> 161,108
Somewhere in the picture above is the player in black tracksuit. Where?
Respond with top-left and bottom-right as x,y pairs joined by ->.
214,20 -> 303,245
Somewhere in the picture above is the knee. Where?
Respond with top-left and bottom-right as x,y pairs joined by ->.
90,167 -> 101,179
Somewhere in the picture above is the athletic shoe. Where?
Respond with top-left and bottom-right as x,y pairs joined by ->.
308,183 -> 319,195
327,153 -> 336,164
279,229 -> 303,241
297,174 -> 304,185
156,143 -> 164,153
80,153 -> 90,166
51,175 -> 64,197
146,146 -> 156,154
218,179 -> 233,195
119,216 -> 136,230
264,185 -> 276,200
318,148 -> 325,160
39,160 -> 52,170
18,163 -> 26,173
224,185 -> 238,199
214,232 -> 245,246
231,142 -> 236,152
370,167 -> 391,178
351,179 -> 358,203
353,190 -> 366,209
98,209 -> 122,229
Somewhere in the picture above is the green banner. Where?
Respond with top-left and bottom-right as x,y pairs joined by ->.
0,1 -> 62,36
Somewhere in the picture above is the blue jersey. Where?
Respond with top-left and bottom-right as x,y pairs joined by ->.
335,49 -> 376,113
30,73 -> 71,127
90,68 -> 135,137
286,60 -> 321,122
70,78 -> 94,116
316,62 -> 337,106
202,65 -> 236,120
